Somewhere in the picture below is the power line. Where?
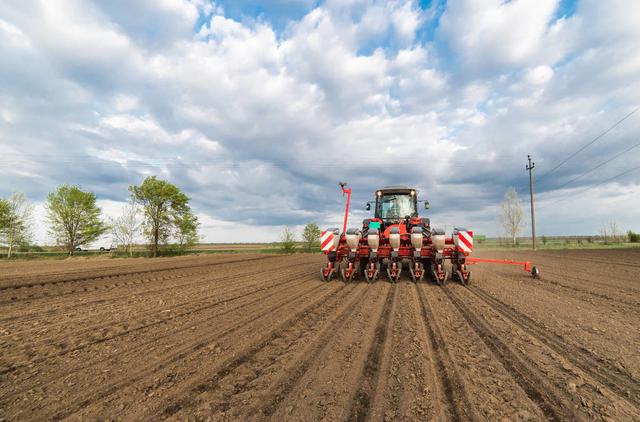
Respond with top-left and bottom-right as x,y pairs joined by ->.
540,163 -> 640,209
552,139 -> 640,192
538,106 -> 639,181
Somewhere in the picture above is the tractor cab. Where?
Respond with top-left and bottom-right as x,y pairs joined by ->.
366,186 -> 429,231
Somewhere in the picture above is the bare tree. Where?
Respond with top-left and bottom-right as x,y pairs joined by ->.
500,188 -> 523,246
608,221 -> 622,244
599,225 -> 609,244
1,193 -> 33,258
110,200 -> 140,257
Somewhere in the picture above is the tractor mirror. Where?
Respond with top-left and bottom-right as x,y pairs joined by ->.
366,203 -> 371,211
424,201 -> 430,209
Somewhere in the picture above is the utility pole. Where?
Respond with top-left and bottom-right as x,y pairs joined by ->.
526,155 -> 537,250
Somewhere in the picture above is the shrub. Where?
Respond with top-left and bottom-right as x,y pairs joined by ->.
628,230 -> 640,243
541,235 -> 548,246
17,243 -> 44,253
280,227 -> 297,253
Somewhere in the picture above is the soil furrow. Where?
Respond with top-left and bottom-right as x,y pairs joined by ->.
415,283 -> 477,422
252,284 -> 372,419
0,271 -> 310,402
0,256 -> 305,325
45,280 -> 331,421
158,283 -> 353,417
251,281 -> 390,422
443,286 -> 583,421
161,283 -> 369,420
0,268 -> 305,377
536,270 -> 640,308
0,261 -> 306,356
469,285 -> 640,405
0,255 -> 278,291
345,283 -> 396,422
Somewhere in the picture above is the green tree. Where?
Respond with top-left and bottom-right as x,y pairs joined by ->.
0,193 -> 33,258
0,199 -> 10,237
175,212 -> 200,250
129,176 -> 197,257
46,185 -> 108,255
280,227 -> 297,253
302,222 -> 321,252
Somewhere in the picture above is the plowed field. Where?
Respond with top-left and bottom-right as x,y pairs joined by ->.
1,250 -> 638,421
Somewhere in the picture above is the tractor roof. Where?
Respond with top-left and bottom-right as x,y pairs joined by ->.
377,186 -> 417,194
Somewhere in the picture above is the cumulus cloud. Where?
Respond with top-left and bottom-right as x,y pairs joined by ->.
1,0 -> 639,243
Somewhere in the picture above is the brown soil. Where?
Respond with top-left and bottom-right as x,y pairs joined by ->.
0,249 -> 638,421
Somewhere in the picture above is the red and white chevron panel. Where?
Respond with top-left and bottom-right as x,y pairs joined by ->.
320,231 -> 335,252
456,230 -> 473,253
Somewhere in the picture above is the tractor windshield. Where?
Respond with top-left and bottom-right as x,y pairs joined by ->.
376,194 -> 417,221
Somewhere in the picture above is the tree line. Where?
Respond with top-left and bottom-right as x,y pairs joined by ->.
0,176 -> 199,257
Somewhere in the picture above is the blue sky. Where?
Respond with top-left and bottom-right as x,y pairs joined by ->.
0,0 -> 639,243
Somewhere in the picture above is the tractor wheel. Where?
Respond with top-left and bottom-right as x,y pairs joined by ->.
364,262 -> 379,284
433,269 -> 447,286
531,266 -> 540,279
387,261 -> 402,283
432,269 -> 441,286
341,261 -> 355,283
320,263 -> 336,282
410,262 -> 424,283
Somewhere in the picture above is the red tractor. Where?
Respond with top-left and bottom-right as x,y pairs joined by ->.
320,183 -> 539,284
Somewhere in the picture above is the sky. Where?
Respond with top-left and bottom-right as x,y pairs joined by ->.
1,0 -> 639,244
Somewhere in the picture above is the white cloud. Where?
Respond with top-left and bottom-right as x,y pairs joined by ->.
1,0 -> 639,243
525,65 -> 554,85
437,0 -> 562,73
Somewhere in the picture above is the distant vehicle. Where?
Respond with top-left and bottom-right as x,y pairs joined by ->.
73,245 -> 117,252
